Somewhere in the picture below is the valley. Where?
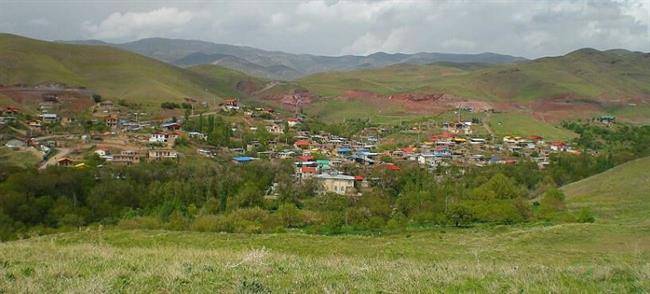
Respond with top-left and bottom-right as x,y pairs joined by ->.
0,32 -> 649,293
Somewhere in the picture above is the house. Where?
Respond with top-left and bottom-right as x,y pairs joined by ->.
298,166 -> 318,179
233,156 -> 255,164
161,122 -> 181,131
5,139 -> 26,149
222,98 -> 239,111
550,141 -> 568,152
41,93 -> 59,102
111,150 -> 141,165
105,114 -> 119,128
287,118 -> 301,127
265,124 -> 284,134
94,148 -> 110,158
469,138 -> 486,145
99,100 -> 113,109
0,116 -> 15,125
148,149 -> 178,161
40,113 -> 58,123
384,164 -> 401,171
336,147 -> 352,156
187,131 -> 208,141
57,157 -> 74,167
3,106 -> 19,115
28,120 -> 42,129
315,174 -> 356,195
149,132 -> 177,144
597,115 -> 615,125
294,139 -> 311,150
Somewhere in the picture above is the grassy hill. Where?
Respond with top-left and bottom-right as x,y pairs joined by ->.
563,156 -> 650,224
298,49 -> 650,101
0,34 -> 250,107
295,49 -> 650,123
1,158 -> 649,292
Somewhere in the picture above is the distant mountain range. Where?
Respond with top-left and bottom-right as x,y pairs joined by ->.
62,38 -> 527,80
3,33 -> 648,124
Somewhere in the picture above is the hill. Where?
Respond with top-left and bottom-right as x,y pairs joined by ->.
563,156 -> 650,224
0,34 -> 252,107
63,37 -> 525,80
295,49 -> 650,123
299,49 -> 650,100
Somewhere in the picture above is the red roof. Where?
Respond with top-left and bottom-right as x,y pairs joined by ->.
294,139 -> 310,147
528,135 -> 544,141
385,164 -> 401,171
401,147 -> 416,154
301,167 -> 317,174
432,131 -> 454,140
297,155 -> 314,161
354,175 -> 364,181
287,118 -> 301,122
550,141 -> 566,146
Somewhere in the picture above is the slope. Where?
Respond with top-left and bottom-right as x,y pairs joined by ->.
298,49 -> 650,102
0,34 -> 247,107
563,156 -> 650,224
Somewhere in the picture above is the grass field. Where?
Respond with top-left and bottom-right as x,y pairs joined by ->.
0,147 -> 41,169
562,156 -> 650,224
1,157 -> 649,292
487,112 -> 577,141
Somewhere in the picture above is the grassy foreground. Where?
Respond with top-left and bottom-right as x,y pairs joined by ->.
0,224 -> 648,292
1,158 -> 649,292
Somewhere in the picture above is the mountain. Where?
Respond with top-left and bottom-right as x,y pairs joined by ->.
289,48 -> 650,122
0,34 -> 258,107
62,37 -> 526,80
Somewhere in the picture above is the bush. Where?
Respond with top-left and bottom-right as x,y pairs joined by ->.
577,208 -> 596,223
190,215 -> 219,232
276,204 -> 305,228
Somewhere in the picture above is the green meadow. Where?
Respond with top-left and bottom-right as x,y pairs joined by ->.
1,157 -> 648,292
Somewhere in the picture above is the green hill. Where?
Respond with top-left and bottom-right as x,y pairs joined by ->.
563,156 -> 650,224
298,49 -> 650,101
0,34 -> 251,106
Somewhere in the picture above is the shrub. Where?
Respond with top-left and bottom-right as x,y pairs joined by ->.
276,204 -> 305,228
577,208 -> 596,223
190,215 -> 221,232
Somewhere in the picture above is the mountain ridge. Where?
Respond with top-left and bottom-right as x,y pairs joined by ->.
61,37 -> 527,80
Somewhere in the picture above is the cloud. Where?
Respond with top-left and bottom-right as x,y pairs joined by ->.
82,7 -> 194,40
28,18 -> 50,27
0,0 -> 648,57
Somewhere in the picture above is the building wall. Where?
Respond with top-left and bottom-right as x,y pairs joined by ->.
320,178 -> 355,195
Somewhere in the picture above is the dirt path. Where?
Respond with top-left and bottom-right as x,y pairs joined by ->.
252,81 -> 280,95
483,112 -> 495,139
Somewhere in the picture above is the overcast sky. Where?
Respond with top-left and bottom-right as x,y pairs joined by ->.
0,0 -> 648,58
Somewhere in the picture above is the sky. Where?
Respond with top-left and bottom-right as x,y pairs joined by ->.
0,0 -> 648,58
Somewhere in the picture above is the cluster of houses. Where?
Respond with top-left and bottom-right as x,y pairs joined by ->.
1,94 -> 597,197
227,121 -> 581,196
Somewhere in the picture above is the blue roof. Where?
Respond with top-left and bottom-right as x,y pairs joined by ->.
337,147 -> 352,152
233,156 -> 254,162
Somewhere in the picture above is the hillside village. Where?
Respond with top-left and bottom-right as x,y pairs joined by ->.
0,88 -> 605,196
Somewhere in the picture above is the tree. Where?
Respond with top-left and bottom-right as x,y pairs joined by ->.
233,182 -> 263,209
448,204 -> 473,227
539,187 -> 566,215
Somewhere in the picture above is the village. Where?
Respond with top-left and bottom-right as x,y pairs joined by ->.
1,91 -> 618,196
